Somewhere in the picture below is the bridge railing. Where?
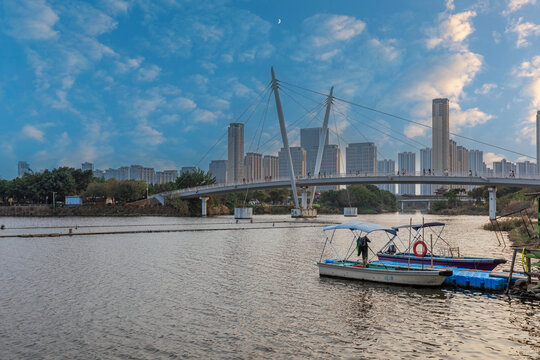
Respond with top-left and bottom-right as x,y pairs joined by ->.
156,169 -> 539,197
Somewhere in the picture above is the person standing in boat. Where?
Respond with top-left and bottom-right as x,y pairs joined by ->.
357,236 -> 370,266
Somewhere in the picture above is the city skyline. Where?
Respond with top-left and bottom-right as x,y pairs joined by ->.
2,1 -> 540,179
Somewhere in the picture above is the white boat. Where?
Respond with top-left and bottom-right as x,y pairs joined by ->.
317,222 -> 452,287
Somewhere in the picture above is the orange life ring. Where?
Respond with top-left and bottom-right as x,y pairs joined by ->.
413,240 -> 428,257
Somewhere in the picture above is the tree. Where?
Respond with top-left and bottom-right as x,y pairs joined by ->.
175,169 -> 216,189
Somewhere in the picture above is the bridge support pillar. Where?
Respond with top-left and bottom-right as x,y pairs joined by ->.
401,201 -> 404,212
200,197 -> 209,217
488,187 -> 497,220
301,187 -> 308,209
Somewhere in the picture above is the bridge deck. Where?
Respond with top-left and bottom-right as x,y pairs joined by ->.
152,175 -> 540,200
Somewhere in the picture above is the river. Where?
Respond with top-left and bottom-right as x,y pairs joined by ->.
0,214 -> 539,359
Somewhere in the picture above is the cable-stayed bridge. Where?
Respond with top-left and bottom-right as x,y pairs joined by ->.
151,67 -> 538,218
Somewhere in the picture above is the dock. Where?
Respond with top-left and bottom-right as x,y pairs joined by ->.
374,261 -> 527,292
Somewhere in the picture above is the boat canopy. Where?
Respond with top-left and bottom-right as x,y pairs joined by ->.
324,221 -> 397,235
392,222 -> 445,231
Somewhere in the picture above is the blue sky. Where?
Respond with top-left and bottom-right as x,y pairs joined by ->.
1,0 -> 540,178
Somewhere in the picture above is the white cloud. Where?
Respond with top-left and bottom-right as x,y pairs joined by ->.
102,0 -> 129,14
506,17 -> 540,48
406,51 -> 482,101
22,125 -> 45,141
133,95 -> 164,118
513,56 -> 540,142
483,152 -> 505,166
193,109 -> 219,123
450,107 -> 493,131
503,0 -> 537,15
427,11 -> 477,50
294,14 -> 366,62
116,57 -> 144,73
71,3 -> 118,36
137,65 -> 161,82
5,0 -> 59,40
368,38 -> 400,62
176,97 -> 197,111
135,122 -> 164,146
445,0 -> 455,11
474,83 -> 498,95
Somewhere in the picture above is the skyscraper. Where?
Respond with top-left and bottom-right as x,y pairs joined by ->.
81,162 -> 94,172
456,145 -> 468,175
468,150 -> 483,176
130,165 -> 143,180
263,155 -> 278,179
278,147 -> 306,178
420,148 -> 432,195
346,142 -> 377,175
244,152 -> 263,182
449,139 -> 457,174
398,152 -> 416,195
209,160 -> 228,184
17,161 -> 31,177
301,127 -> 329,175
432,98 -> 449,176
377,159 -> 396,194
228,123 -> 244,184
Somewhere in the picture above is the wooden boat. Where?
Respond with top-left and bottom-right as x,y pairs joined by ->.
376,222 -> 506,270
317,222 -> 452,287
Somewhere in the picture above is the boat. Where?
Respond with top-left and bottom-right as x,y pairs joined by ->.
376,222 -> 506,270
317,222 -> 453,287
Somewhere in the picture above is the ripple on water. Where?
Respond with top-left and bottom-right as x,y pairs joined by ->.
0,214 -> 539,359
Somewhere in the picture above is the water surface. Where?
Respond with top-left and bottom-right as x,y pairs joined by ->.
0,214 -> 539,359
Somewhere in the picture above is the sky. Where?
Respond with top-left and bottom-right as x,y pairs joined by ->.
1,0 -> 540,179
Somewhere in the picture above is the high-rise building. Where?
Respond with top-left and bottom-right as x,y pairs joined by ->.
155,170 -> 178,184
493,159 -> 515,177
301,127 -> 329,175
468,150 -> 483,176
228,123 -> 244,184
516,161 -> 537,178
432,98 -> 449,176
181,166 -> 196,174
142,167 -> 155,184
93,169 -> 105,178
456,145 -> 468,175
398,152 -> 416,195
263,155 -> 278,180
18,161 -> 31,177
420,148 -> 432,195
209,160 -> 228,184
130,165 -> 143,180
81,162 -> 94,172
377,159 -> 396,194
278,147 -> 306,178
346,142 -> 377,175
449,139 -> 457,174
244,153 -> 263,182
117,166 -> 130,180
320,145 -> 340,176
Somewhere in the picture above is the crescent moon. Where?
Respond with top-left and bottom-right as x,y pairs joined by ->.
278,18 -> 281,24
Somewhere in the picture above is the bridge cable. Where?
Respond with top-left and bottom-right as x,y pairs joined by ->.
280,80 -> 535,160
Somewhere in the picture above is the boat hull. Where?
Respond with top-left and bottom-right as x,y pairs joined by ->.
317,262 -> 451,287
376,252 -> 506,270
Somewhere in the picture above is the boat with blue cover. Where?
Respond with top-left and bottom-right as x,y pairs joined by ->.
376,222 -> 506,271
317,222 -> 453,287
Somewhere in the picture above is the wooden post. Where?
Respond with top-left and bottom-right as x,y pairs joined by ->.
527,252 -> 532,284
506,248 -> 518,294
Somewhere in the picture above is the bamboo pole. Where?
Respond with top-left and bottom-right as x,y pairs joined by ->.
408,218 -> 412,270
431,234 -> 434,267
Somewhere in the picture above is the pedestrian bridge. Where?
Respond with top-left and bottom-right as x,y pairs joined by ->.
151,174 -> 540,201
